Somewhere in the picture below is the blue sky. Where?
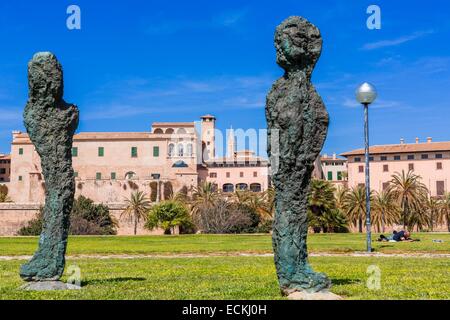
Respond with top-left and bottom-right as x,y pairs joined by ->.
1,0 -> 449,157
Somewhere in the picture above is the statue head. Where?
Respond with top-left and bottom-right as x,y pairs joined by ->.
274,16 -> 322,73
28,52 -> 63,100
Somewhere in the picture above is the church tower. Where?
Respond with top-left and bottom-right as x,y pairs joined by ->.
200,115 -> 216,161
227,127 -> 236,158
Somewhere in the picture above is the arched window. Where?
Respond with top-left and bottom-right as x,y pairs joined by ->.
178,144 -> 184,157
186,143 -> 193,157
168,143 -> 175,157
177,128 -> 187,134
165,128 -> 174,134
250,183 -> 262,192
153,128 -> 164,134
125,171 -> 136,180
222,183 -> 234,193
236,183 -> 248,191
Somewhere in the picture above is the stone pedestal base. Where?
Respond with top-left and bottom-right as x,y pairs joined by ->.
20,281 -> 81,291
287,290 -> 343,300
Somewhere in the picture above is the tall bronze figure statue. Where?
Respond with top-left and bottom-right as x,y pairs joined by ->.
20,52 -> 79,282
266,17 -> 338,298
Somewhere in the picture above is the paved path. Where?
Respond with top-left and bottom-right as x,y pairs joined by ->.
0,252 -> 449,261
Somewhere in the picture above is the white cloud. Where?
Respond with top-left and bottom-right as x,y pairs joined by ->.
361,30 -> 434,50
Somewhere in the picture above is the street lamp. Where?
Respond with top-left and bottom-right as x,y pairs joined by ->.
356,82 -> 377,253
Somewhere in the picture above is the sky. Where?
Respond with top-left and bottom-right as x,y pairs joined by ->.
0,0 -> 449,157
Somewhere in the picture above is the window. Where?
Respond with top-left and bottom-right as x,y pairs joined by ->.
98,147 -> 104,157
383,164 -> 389,172
223,183 -> 234,193
437,162 -> 443,170
369,156 -> 374,161
394,155 -> 401,161
354,157 -> 361,162
437,181 -> 445,196
186,144 -> 193,157
421,154 -> 429,159
408,163 -> 414,171
209,172 -> 217,178
74,171 -> 78,178
250,183 -> 262,192
153,146 -> 159,157
253,171 -> 258,178
236,183 -> 248,191
178,144 -> 184,157
19,148 -> 23,155
436,154 -> 443,159
226,172 -> 230,178
18,175 -> 22,181
358,165 -> 364,173
407,155 -> 415,160
337,171 -> 342,181
111,172 -> 116,180
380,156 -> 387,161
0,168 -> 5,174
382,182 -> 390,191
240,172 -> 244,178
131,147 -> 138,158
168,144 -> 175,157
96,172 -> 102,180
327,171 -> 333,181
72,147 -> 78,157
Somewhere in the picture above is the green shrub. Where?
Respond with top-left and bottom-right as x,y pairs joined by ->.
17,196 -> 117,236
145,200 -> 193,235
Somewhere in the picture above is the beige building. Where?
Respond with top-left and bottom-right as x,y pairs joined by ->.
342,137 -> 450,197
206,128 -> 269,192
7,115 -> 270,204
0,154 -> 11,183
316,153 -> 347,188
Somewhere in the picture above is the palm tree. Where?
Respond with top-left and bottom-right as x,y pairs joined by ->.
343,185 -> 372,233
335,185 -> 349,212
372,190 -> 400,233
0,184 -> 12,203
425,197 -> 440,232
308,180 -> 336,232
145,200 -> 193,235
438,193 -> 450,232
190,182 -> 219,216
389,170 -> 428,230
121,191 -> 152,235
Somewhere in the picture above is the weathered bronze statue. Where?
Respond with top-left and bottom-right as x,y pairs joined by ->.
266,16 -> 332,296
20,52 -> 79,281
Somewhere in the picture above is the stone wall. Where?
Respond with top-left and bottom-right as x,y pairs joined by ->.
0,203 -> 164,236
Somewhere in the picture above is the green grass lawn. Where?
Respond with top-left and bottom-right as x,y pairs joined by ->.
0,256 -> 449,300
0,233 -> 449,256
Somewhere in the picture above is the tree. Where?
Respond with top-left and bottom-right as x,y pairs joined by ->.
389,170 -> 429,230
121,191 -> 151,235
0,184 -> 12,203
190,182 -> 219,216
372,190 -> 400,233
308,179 -> 337,233
192,198 -> 252,234
343,185 -> 372,233
18,196 -> 117,235
145,200 -> 193,235
438,193 -> 450,232
424,197 -> 440,232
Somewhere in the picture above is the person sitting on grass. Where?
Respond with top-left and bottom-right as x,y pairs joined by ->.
378,230 -> 413,242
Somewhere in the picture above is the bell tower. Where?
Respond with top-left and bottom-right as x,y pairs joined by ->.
200,115 -> 216,161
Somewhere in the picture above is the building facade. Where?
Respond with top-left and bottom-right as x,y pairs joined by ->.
317,153 -> 347,188
7,115 -> 270,204
0,154 -> 11,183
342,138 -> 450,197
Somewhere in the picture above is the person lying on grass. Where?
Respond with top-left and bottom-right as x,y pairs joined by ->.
378,230 -> 416,242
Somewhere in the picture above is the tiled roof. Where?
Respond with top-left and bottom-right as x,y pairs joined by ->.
12,132 -> 158,143
0,154 -> 11,160
341,141 -> 450,157
152,122 -> 194,127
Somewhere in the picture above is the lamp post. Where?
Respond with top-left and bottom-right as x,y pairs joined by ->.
356,82 -> 377,253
